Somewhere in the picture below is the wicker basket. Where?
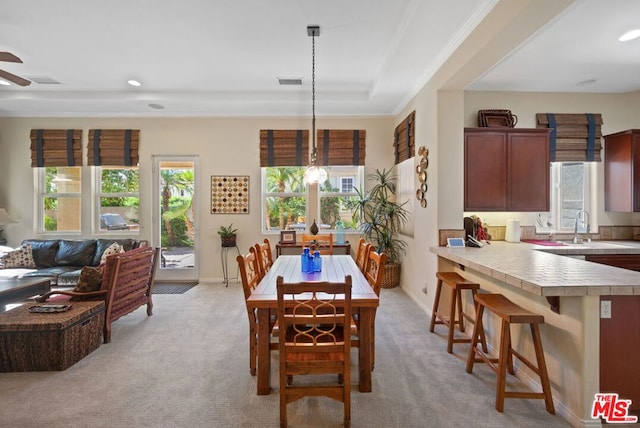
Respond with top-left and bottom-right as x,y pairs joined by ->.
381,262 -> 401,289
221,235 -> 237,248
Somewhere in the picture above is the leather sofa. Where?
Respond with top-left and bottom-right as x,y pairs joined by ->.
0,238 -> 144,285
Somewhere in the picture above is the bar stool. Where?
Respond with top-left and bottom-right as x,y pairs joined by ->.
429,272 -> 487,354
465,293 -> 555,414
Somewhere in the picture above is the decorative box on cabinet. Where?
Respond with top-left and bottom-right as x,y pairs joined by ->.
604,129 -> 640,212
464,128 -> 550,212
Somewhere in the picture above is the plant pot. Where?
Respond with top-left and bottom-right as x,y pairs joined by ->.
221,235 -> 237,248
381,261 -> 401,289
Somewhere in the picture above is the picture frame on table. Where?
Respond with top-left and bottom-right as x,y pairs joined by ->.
280,230 -> 296,244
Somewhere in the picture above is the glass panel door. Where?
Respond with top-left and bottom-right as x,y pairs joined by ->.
152,155 -> 199,281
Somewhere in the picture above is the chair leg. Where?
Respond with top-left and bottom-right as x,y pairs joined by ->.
531,324 -> 556,414
429,279 -> 443,332
249,331 -> 257,376
495,319 -> 510,413
447,285 -> 457,353
456,288 -> 465,332
466,303 -> 485,373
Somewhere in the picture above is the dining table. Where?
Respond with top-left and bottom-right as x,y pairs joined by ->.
246,254 -> 380,395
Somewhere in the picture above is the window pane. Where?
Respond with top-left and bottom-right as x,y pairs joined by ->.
98,167 -> 140,232
264,196 -> 306,230
560,163 -> 584,229
44,196 -> 81,231
320,195 -> 358,229
41,167 -> 81,232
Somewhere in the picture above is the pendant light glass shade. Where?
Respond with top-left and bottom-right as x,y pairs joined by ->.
303,25 -> 326,186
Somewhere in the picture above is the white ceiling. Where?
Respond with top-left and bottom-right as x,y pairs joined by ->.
0,0 -> 638,118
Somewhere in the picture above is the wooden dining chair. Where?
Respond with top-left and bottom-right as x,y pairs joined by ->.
276,275 -> 352,428
355,238 -> 372,273
251,238 -> 274,278
237,251 -> 277,375
301,233 -> 334,255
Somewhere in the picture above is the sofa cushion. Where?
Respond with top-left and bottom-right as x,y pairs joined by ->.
21,239 -> 60,268
55,240 -> 97,267
0,243 -> 36,269
92,239 -> 138,266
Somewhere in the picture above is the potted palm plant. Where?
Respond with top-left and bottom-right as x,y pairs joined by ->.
350,167 -> 409,288
218,223 -> 238,248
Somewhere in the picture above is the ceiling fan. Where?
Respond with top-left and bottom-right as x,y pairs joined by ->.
0,52 -> 31,86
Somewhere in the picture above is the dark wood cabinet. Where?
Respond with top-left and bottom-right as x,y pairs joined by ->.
604,129 -> 640,212
464,128 -> 550,212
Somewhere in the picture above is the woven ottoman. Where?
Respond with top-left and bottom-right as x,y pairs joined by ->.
0,301 -> 105,372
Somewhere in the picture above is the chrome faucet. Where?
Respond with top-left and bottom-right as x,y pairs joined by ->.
573,209 -> 590,244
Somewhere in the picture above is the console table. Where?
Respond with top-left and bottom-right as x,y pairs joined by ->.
275,241 -> 351,257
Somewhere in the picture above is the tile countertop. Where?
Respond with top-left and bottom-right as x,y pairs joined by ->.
430,241 -> 640,297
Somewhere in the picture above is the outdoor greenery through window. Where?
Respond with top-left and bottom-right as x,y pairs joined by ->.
96,167 -> 140,233
40,167 -> 82,232
262,166 -> 362,232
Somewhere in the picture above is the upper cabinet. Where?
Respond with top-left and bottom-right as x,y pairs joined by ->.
604,129 -> 640,212
464,128 -> 550,212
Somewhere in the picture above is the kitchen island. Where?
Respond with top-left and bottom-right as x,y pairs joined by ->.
430,240 -> 640,427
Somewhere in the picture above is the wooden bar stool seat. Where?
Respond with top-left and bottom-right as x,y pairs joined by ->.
429,272 -> 487,354
466,293 -> 555,414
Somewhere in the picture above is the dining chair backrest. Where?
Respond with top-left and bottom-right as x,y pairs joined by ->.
364,250 -> 388,296
301,233 -> 334,255
251,238 -> 273,277
236,250 -> 268,376
355,238 -> 372,273
276,274 -> 352,427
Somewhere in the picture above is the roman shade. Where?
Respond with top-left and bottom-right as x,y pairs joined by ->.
30,129 -> 82,167
87,129 -> 140,166
536,113 -> 602,162
259,130 -> 309,167
316,129 -> 366,166
393,110 -> 415,164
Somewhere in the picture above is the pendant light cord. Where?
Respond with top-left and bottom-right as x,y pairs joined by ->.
311,31 -> 317,163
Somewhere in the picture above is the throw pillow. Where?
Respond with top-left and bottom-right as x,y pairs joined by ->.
70,266 -> 104,300
0,243 -> 36,269
100,242 -> 125,264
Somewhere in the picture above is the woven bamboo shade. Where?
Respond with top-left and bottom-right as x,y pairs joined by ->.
259,130 -> 309,167
316,129 -> 366,166
394,110 -> 415,164
87,129 -> 140,166
536,113 -> 602,162
30,129 -> 82,167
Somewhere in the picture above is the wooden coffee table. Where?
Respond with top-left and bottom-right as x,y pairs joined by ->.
0,278 -> 51,309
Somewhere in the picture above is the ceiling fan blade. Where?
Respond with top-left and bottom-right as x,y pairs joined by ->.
0,52 -> 23,63
0,69 -> 31,86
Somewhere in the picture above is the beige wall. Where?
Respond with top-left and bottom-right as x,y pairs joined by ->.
0,116 -> 394,281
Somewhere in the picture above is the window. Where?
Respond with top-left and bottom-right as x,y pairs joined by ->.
320,167 -> 362,231
263,167 -> 307,231
95,167 -> 140,233
538,162 -> 595,233
37,167 -> 82,233
262,166 -> 363,233
340,177 -> 354,193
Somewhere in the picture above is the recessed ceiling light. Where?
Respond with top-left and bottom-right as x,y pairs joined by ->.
278,77 -> 303,85
128,80 -> 142,87
148,103 -> 164,110
619,29 -> 640,42
0,80 -> 10,86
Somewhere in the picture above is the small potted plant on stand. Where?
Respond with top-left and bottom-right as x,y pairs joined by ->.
218,224 -> 238,248
350,167 -> 409,288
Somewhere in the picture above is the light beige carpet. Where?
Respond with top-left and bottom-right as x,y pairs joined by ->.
0,282 -> 571,427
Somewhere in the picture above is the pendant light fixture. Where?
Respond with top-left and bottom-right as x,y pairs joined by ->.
303,25 -> 328,186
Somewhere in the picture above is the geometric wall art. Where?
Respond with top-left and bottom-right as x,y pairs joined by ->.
211,175 -> 249,214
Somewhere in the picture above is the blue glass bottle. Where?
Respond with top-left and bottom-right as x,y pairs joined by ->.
301,247 -> 310,272
313,251 -> 322,272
